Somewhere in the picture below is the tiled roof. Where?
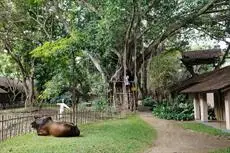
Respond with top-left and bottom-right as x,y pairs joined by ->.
0,88 -> 7,94
181,66 -> 230,93
182,49 -> 222,59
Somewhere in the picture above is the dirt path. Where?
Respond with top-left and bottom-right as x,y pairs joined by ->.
140,112 -> 230,153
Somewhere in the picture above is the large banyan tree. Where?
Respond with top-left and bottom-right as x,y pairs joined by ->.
1,0 -> 229,111
83,0 -> 230,111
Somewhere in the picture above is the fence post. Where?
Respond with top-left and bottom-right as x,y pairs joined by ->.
18,115 -> 20,136
80,110 -> 82,124
1,115 -> 4,141
83,109 -> 86,124
9,116 -> 12,138
75,108 -> 78,125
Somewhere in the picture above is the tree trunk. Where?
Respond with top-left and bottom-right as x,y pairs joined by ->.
24,76 -> 35,108
3,43 -> 35,108
142,60 -> 148,98
24,63 -> 36,108
137,59 -> 148,99
72,87 -> 80,124
122,57 -> 129,111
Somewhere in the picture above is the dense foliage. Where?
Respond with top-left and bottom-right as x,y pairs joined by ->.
148,51 -> 189,100
142,96 -> 156,107
152,95 -> 194,121
0,0 -> 229,109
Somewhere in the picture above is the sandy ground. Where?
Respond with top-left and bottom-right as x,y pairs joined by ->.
139,112 -> 230,153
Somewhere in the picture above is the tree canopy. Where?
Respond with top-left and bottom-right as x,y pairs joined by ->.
0,0 -> 229,110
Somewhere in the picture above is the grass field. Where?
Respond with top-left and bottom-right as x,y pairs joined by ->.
0,116 -> 156,153
180,122 -> 230,137
211,148 -> 230,153
180,122 -> 230,153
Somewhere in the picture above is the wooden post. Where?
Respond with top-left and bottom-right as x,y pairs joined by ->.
9,116 -> 12,138
193,94 -> 200,120
224,90 -> 230,130
113,82 -> 116,108
18,116 -> 20,136
200,93 -> 208,122
1,115 -> 3,141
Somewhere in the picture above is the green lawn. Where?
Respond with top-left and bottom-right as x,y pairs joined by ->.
0,116 -> 156,153
211,148 -> 230,153
180,122 -> 230,137
180,122 -> 230,153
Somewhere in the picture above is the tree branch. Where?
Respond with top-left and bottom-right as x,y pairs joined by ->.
82,50 -> 107,83
136,0 -> 219,66
77,0 -> 100,16
28,10 -> 51,40
204,8 -> 229,14
110,66 -> 122,82
216,43 -> 230,68
2,39 -> 30,94
53,1 -> 70,34
123,0 -> 136,72
144,0 -> 156,16
195,26 -> 230,44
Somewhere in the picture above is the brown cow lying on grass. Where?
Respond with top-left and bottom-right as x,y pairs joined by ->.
31,116 -> 80,137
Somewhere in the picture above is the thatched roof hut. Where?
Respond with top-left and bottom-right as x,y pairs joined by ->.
181,49 -> 222,65
178,66 -> 230,130
0,77 -> 24,92
0,77 -> 25,109
181,66 -> 230,93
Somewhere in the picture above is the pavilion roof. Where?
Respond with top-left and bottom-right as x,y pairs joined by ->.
181,66 -> 230,93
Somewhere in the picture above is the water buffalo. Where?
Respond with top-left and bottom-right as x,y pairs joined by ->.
31,116 -> 80,137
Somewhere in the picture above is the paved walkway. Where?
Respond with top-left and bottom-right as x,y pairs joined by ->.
139,112 -> 230,153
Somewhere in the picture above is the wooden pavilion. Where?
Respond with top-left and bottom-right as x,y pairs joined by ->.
171,49 -> 230,129
180,65 -> 230,129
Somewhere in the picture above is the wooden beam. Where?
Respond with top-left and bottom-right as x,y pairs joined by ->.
193,94 -> 201,120
225,91 -> 230,130
200,93 -> 208,122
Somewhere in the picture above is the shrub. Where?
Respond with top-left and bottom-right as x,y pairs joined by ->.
152,95 -> 194,121
142,96 -> 156,107
78,102 -> 89,111
91,98 -> 108,111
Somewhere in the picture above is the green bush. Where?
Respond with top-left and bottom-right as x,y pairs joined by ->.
142,96 -> 156,107
77,102 -> 89,111
152,95 -> 194,121
91,98 -> 108,111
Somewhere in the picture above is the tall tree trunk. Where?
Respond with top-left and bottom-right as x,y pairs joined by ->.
122,0 -> 136,112
72,87 -> 79,124
138,59 -> 148,99
70,49 -> 79,123
24,62 -> 35,108
142,60 -> 148,98
24,76 -> 35,108
122,54 -> 129,111
4,41 -> 35,108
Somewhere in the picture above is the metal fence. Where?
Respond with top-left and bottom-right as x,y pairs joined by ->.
0,109 -> 123,142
